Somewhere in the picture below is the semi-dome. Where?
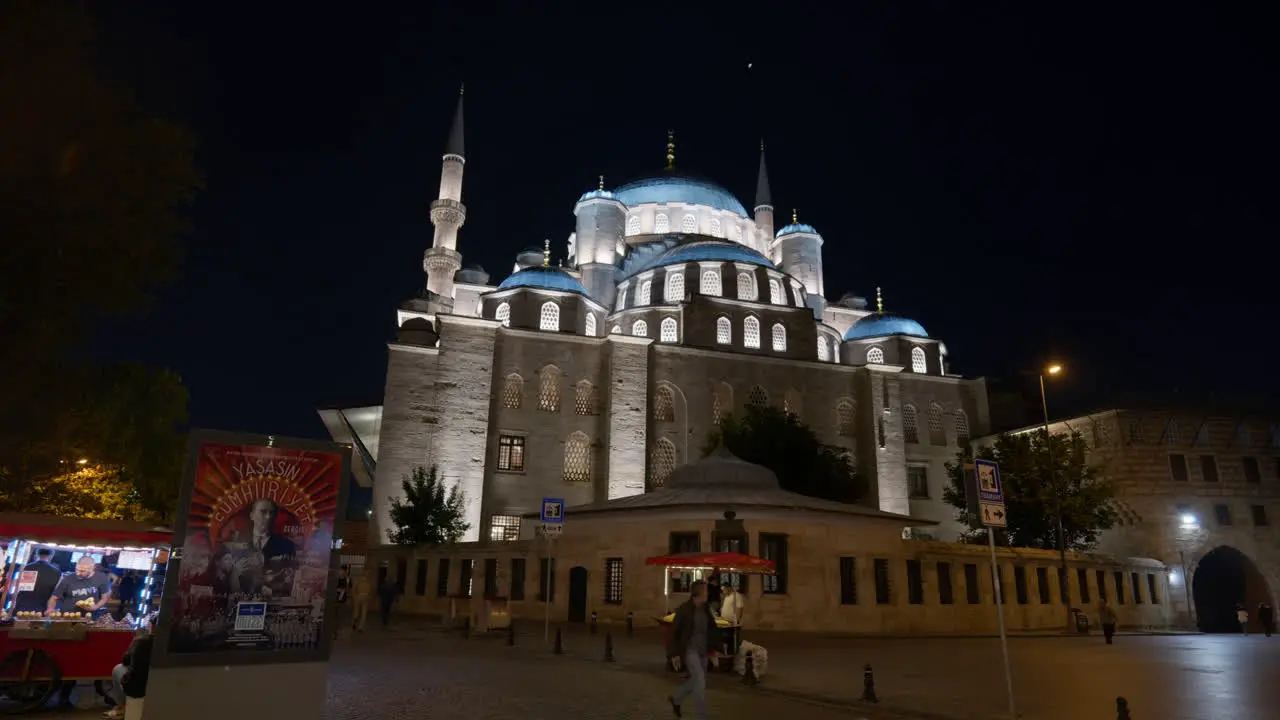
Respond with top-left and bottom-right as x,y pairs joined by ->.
776,222 -> 818,236
621,239 -> 775,280
496,266 -> 588,295
613,175 -> 748,217
844,312 -> 929,341
665,445 -> 779,491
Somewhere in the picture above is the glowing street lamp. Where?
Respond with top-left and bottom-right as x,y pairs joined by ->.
1038,363 -> 1070,630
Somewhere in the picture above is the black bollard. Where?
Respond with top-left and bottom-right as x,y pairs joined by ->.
604,632 -> 615,662
462,615 -> 470,639
506,623 -> 515,646
553,627 -> 563,655
861,664 -> 878,703
590,611 -> 598,635
1116,697 -> 1131,720
626,611 -> 634,637
741,651 -> 759,686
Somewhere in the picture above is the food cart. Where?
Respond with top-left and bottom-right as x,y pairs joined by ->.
645,551 -> 775,672
0,514 -> 171,714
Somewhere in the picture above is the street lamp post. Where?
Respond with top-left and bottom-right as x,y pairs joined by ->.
1038,364 -> 1071,632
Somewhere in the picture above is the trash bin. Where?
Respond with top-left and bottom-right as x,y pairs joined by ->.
1071,608 -> 1090,634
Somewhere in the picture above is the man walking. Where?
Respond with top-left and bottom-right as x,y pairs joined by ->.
666,580 -> 721,718
1098,599 -> 1117,645
1259,602 -> 1274,638
377,575 -> 400,628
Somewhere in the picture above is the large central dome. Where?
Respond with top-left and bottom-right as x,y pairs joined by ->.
613,174 -> 748,217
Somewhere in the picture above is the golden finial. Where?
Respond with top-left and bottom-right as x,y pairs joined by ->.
666,129 -> 675,170
792,208 -> 798,224
598,175 -> 605,191
876,287 -> 884,313
543,239 -> 550,267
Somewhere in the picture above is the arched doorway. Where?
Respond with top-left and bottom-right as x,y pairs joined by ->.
1192,546 -> 1273,633
567,566 -> 589,623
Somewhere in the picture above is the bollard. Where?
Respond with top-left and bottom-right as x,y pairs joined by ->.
626,611 -> 634,637
741,651 -> 759,686
604,632 -> 615,662
553,627 -> 563,655
506,623 -> 515,646
1116,697 -> 1131,720
861,664 -> 878,703
590,611 -> 598,635
462,615 -> 471,639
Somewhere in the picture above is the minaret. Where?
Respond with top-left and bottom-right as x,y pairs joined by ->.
753,141 -> 774,253
424,86 -> 467,311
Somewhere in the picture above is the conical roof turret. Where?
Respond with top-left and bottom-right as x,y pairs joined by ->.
755,141 -> 772,208
445,85 -> 465,157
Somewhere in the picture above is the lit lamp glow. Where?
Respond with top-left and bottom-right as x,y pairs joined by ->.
1046,364 -> 1062,375
1180,513 -> 1198,527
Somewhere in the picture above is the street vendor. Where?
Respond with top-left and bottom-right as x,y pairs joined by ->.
14,547 -> 63,614
46,556 -> 112,617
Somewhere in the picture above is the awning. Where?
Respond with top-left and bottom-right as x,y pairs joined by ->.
644,551 -> 775,574
0,514 -> 172,547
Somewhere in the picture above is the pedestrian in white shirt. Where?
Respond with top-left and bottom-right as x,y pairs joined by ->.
720,584 -> 743,625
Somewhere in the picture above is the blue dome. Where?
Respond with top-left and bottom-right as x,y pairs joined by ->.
577,189 -> 617,202
843,313 -> 929,341
776,223 -> 818,236
613,175 -> 748,217
497,266 -> 588,295
622,240 -> 774,280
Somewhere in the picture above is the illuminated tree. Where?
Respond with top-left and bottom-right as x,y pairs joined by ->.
387,466 -> 470,545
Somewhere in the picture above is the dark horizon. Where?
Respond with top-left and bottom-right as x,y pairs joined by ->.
83,1 -> 1277,440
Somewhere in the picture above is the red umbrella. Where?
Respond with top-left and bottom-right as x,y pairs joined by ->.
644,551 -> 775,574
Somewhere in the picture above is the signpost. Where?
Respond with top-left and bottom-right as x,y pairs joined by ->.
973,459 -> 1016,718
540,498 -> 564,644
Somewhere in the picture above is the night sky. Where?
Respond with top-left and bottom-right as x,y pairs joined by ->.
85,2 -> 1276,440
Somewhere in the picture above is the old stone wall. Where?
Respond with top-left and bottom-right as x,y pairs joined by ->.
371,344 -> 441,545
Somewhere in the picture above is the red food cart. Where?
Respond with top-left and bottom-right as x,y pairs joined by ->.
0,514 -> 171,713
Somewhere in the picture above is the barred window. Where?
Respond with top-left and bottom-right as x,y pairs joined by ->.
631,319 -> 648,337
748,385 -> 768,408
611,325 -> 621,335
626,215 -> 640,235
733,224 -> 743,241
539,302 -> 560,332
563,432 -> 591,483
497,435 -> 525,472
616,285 -> 627,311
710,218 -> 723,237
604,558 -> 624,604
700,270 -> 721,296
584,314 -> 597,337
929,403 -> 946,445
538,366 -> 560,412
638,279 -> 652,305
489,515 -> 521,542
771,323 -> 787,351
1162,420 -> 1180,445
653,385 -> 675,422
866,346 -> 884,364
837,399 -> 855,437
574,380 -> 597,416
792,286 -> 803,307
501,374 -> 523,409
736,272 -> 756,301
743,316 -> 761,348
665,271 -> 685,302
769,278 -> 783,305
654,213 -> 669,234
903,404 -> 920,443
660,317 -> 678,343
715,316 -> 731,345
681,214 -> 697,233
818,335 -> 829,361
911,346 -> 927,373
650,438 -> 677,489
955,410 -> 971,446
712,383 -> 732,425
495,302 -> 510,327
784,389 -> 802,419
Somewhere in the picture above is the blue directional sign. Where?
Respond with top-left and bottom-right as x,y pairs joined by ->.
540,497 -> 565,524
974,459 -> 1004,504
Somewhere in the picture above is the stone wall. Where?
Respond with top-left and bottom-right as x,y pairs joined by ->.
371,343 -> 441,545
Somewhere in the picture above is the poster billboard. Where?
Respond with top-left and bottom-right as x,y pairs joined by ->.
152,430 -> 351,668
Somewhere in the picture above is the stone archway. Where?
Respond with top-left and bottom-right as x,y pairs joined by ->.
1192,546 -> 1273,633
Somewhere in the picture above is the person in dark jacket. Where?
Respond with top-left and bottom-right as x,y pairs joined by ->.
1259,602 -> 1274,638
666,580 -> 721,719
103,632 -> 152,719
377,577 -> 400,627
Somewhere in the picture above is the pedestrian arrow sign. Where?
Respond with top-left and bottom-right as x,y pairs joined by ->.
974,459 -> 1007,528
981,502 -> 1007,528
540,497 -> 565,524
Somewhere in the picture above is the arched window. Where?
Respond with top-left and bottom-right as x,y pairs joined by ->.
611,325 -> 621,334
575,380 -> 597,416
539,302 -> 560,331
955,410 -> 970,447
929,403 -> 946,445
563,432 -> 591,483
681,214 -> 697,233
626,215 -> 641,235
665,270 -> 685,302
649,438 -> 677,489
836,399 -> 855,436
748,385 -> 768,408
784,389 -> 802,419
903,404 -> 920,443
866,346 -> 884,364
712,382 -> 733,425
632,319 -> 648,337
710,218 -> 723,237
538,366 -> 560,412
736,272 -> 756,301
769,278 -> 784,305
732,224 -> 743,241
660,317 -> 677,343
771,323 -> 787,352
911,346 -> 927,374
653,385 -> 675,422
817,335 -> 829,361
743,316 -> 761,349
654,213 -> 669,234
501,374 -> 523,409
584,314 -> 597,337
638,279 -> 652,305
792,286 -> 804,307
616,284 -> 628,311
495,302 -> 511,327
715,316 -> 731,345
700,270 -> 721,296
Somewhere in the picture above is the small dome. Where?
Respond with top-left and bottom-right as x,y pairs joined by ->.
577,189 -> 617,203
455,265 -> 490,285
776,223 -> 818,237
665,446 -> 779,491
844,312 -> 929,341
497,266 -> 588,295
613,174 -> 748,217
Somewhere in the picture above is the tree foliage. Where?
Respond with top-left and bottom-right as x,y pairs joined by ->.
704,405 -> 865,503
387,466 -> 470,546
941,431 -> 1119,550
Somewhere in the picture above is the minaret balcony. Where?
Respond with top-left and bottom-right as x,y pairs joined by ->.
430,198 -> 467,226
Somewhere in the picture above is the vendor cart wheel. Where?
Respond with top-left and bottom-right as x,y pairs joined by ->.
0,649 -> 62,714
